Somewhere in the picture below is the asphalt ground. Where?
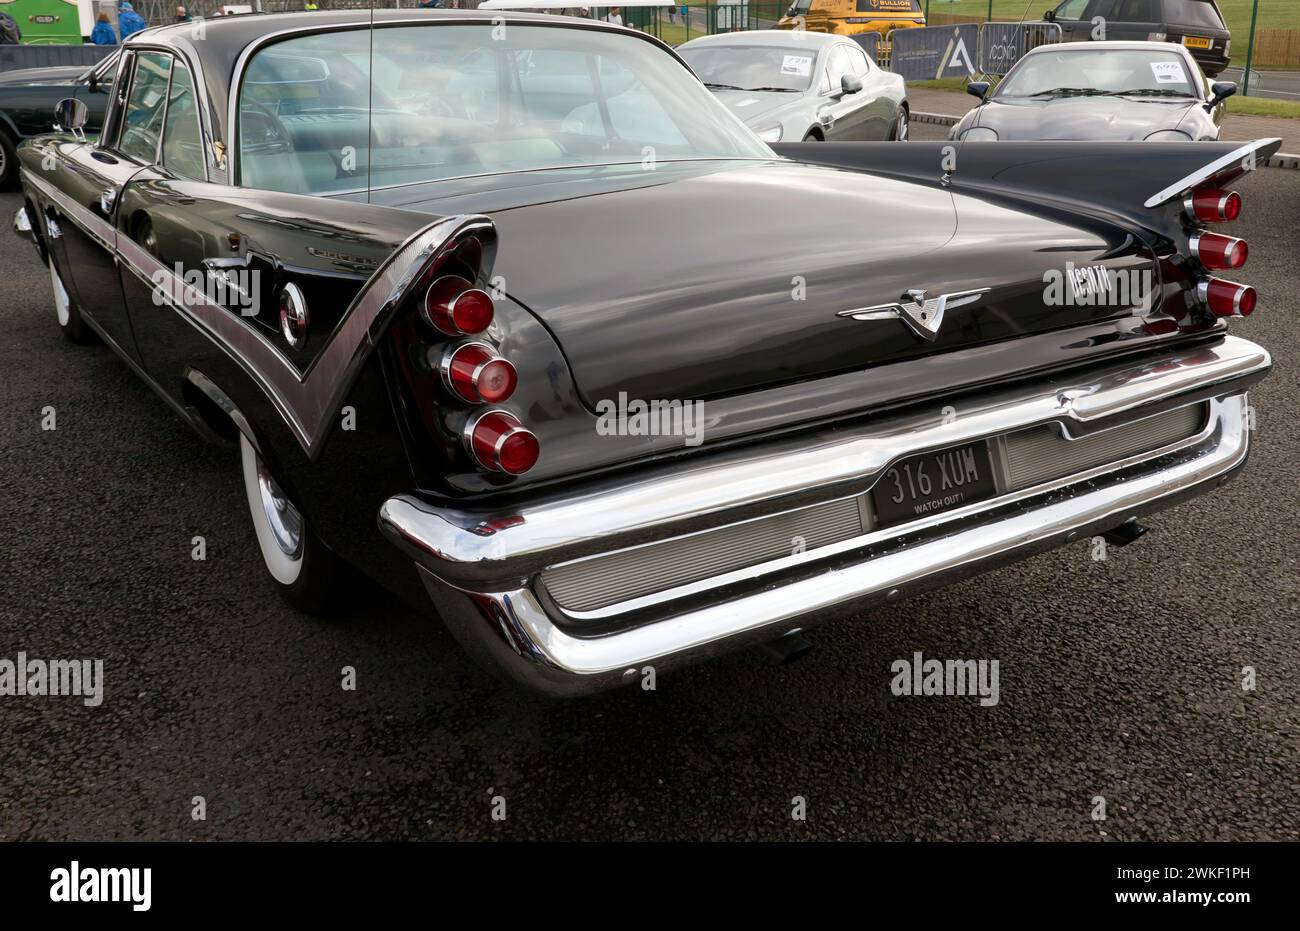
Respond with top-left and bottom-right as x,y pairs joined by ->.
0,169 -> 1297,841
1222,68 -> 1300,101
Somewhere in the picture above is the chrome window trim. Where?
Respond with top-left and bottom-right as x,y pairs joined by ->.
158,55 -> 208,183
95,41 -> 214,182
117,49 -> 174,167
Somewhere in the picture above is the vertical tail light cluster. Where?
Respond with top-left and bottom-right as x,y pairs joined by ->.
415,263 -> 540,476
1182,185 -> 1254,321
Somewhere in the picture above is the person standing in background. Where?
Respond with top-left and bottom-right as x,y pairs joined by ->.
175,6 -> 191,21
91,12 -> 117,45
605,5 -> 622,26
117,2 -> 146,38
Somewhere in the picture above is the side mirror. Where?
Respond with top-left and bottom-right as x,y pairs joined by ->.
967,81 -> 991,100
840,74 -> 863,96
1206,80 -> 1237,109
1043,10 -> 1055,22
53,98 -> 89,135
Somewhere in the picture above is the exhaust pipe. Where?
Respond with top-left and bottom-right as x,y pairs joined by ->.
1102,520 -> 1149,547
756,629 -> 814,666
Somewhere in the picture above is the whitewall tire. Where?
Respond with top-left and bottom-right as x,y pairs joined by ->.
239,433 -> 347,612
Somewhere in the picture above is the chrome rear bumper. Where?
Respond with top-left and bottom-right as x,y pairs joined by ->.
380,335 -> 1269,696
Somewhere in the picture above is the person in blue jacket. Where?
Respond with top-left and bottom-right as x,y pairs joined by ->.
117,2 -> 147,39
91,12 -> 118,45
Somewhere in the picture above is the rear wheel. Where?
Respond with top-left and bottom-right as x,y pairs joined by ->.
890,105 -> 909,142
239,433 -> 348,614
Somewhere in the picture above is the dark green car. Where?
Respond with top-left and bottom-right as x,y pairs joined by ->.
0,51 -> 118,187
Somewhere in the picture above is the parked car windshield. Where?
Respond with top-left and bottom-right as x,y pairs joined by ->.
1162,0 -> 1226,30
237,24 -> 772,195
996,49 -> 1197,98
678,44 -> 817,92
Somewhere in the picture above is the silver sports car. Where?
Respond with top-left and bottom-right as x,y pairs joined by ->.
677,30 -> 908,143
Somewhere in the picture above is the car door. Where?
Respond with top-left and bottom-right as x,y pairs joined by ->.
52,49 -> 170,363
818,45 -> 872,141
111,51 -> 259,393
842,42 -> 892,139
1049,0 -> 1094,41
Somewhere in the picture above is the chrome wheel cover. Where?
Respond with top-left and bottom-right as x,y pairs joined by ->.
240,435 -> 305,584
256,456 -> 303,559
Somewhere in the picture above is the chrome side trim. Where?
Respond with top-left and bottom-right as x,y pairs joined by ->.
379,335 -> 1269,589
1143,137 -> 1280,208
22,168 -> 117,252
415,392 -> 1252,696
24,163 -> 495,459
116,213 -> 494,455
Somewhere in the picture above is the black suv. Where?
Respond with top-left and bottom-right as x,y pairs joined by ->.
1044,0 -> 1231,76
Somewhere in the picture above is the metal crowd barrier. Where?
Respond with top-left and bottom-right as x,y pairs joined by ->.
0,45 -> 115,74
885,24 -> 980,82
976,21 -> 1062,78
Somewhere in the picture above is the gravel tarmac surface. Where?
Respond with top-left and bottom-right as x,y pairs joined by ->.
0,170 -> 1296,842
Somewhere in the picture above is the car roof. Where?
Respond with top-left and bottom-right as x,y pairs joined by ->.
136,8 -> 614,45
679,29 -> 843,51
1023,39 -> 1196,55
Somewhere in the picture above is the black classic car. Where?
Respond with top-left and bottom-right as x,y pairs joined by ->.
953,42 -> 1234,142
12,11 -> 1277,695
678,30 -> 909,143
0,51 -> 118,188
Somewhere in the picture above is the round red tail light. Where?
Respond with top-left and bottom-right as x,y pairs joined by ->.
441,342 -> 518,404
1197,278 -> 1256,317
465,410 -> 540,475
423,275 -> 494,335
1190,233 -> 1247,270
1183,187 -> 1241,223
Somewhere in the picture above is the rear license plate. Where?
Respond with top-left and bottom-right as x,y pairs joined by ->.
870,441 -> 998,529
1182,35 -> 1212,49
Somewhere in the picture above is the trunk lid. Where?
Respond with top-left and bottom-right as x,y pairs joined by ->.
369,159 -> 1157,409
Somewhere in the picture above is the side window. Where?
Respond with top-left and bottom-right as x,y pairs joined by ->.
844,44 -> 872,77
1056,0 -> 1090,20
161,59 -> 205,181
824,47 -> 852,93
1114,0 -> 1152,20
119,51 -> 173,164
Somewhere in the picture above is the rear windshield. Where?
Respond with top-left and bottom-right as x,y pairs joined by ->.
1161,0 -> 1225,29
236,24 -> 770,195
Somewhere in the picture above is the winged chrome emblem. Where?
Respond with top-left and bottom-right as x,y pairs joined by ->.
836,288 -> 991,342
